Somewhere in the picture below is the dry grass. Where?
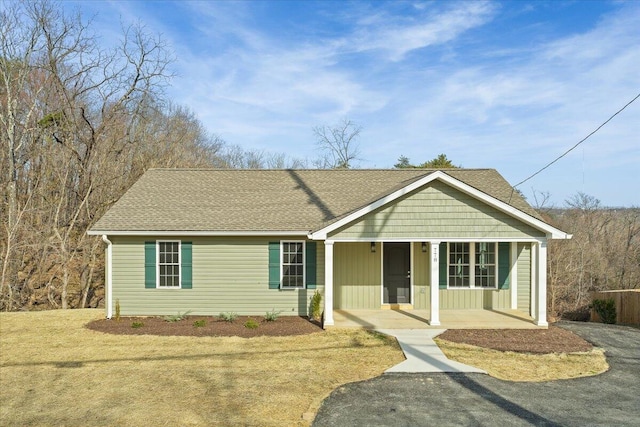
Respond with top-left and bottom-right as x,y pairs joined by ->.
0,309 -> 403,427
435,338 -> 608,382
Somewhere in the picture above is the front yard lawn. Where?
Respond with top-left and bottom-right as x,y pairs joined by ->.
0,309 -> 403,426
435,327 -> 608,382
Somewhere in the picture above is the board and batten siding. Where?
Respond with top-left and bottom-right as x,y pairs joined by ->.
110,236 -> 324,316
517,243 -> 531,313
332,242 -> 520,311
439,288 -> 511,310
329,180 -> 544,240
333,242 -> 381,309
412,242 -> 430,310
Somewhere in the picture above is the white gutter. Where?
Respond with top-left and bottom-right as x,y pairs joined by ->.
88,230 -> 310,237
101,235 -> 113,319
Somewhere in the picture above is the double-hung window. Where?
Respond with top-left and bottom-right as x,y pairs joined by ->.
447,242 -> 497,289
474,242 -> 496,288
158,241 -> 181,288
281,241 -> 305,289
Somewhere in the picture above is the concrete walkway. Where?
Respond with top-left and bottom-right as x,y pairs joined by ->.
377,329 -> 486,373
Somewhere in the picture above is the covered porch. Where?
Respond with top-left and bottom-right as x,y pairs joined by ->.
321,239 -> 550,328
332,308 -> 541,329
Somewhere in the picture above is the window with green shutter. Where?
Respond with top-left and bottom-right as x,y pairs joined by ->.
268,242 -> 280,289
268,241 -> 316,289
181,242 -> 192,289
440,242 -> 508,290
305,241 -> 317,289
145,240 -> 192,289
145,241 -> 156,288
439,242 -> 447,289
497,242 -> 510,290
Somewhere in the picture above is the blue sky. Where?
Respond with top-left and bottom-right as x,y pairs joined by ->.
65,0 -> 639,207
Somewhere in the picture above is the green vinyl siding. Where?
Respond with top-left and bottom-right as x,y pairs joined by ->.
330,180 -> 544,240
333,242 -> 380,309
517,243 -> 531,313
413,242 -> 430,310
439,288 -> 511,309
110,236 -> 324,316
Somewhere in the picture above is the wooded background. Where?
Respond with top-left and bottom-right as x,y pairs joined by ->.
1,1 -> 638,317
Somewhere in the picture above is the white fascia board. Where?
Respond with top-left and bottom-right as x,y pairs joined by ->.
326,237 -> 544,243
310,170 -> 572,240
87,230 -> 310,237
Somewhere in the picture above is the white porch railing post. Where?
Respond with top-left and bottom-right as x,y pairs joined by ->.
429,241 -> 441,326
535,239 -> 548,326
323,240 -> 334,327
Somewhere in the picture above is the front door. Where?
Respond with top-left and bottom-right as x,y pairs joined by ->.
383,243 -> 411,304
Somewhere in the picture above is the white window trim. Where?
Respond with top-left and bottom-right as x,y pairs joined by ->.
280,240 -> 306,290
156,240 -> 181,289
447,242 -> 498,290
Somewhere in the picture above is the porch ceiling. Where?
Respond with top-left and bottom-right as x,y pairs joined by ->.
332,309 -> 541,330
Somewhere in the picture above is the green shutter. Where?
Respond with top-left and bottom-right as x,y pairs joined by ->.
498,242 -> 510,290
144,241 -> 156,289
268,242 -> 280,289
305,241 -> 317,289
181,241 -> 192,289
439,242 -> 447,289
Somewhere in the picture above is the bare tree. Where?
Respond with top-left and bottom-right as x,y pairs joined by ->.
531,189 -> 552,211
313,118 -> 361,168
545,192 -> 640,320
0,0 -> 225,311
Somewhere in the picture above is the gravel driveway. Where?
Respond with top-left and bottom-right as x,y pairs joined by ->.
313,322 -> 640,427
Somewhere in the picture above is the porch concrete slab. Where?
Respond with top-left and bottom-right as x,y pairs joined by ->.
334,308 -> 540,329
377,329 -> 487,374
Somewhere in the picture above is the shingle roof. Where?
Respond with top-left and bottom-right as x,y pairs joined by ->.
89,168 -> 543,233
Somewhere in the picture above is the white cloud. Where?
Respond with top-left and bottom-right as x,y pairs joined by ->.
349,1 -> 496,60
66,0 -> 640,205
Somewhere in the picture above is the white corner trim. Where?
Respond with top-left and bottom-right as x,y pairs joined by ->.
101,235 -> 113,319
310,171 -> 572,240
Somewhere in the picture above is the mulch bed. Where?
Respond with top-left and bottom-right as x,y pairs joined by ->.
437,326 -> 594,354
87,316 -> 594,354
86,315 -> 323,338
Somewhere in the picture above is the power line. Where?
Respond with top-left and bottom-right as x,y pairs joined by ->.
513,92 -> 640,189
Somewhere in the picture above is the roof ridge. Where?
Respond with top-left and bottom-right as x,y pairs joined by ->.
145,168 -> 498,172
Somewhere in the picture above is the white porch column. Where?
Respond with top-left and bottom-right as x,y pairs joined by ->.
535,239 -> 548,326
323,240 -> 334,327
510,242 -> 518,310
429,241 -> 441,326
530,242 -> 537,318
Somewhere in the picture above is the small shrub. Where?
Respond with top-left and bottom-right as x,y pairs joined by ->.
163,310 -> 192,322
218,312 -> 238,322
244,318 -> 259,329
265,309 -> 282,322
311,290 -> 322,321
115,299 -> 121,322
193,319 -> 206,328
131,321 -> 144,329
592,298 -> 616,324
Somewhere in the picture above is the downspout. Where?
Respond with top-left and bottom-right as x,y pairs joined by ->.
101,235 -> 113,319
